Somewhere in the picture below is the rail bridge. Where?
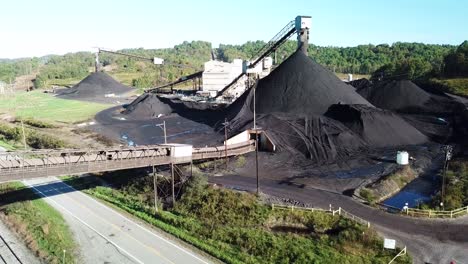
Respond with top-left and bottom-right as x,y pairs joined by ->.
0,141 -> 255,183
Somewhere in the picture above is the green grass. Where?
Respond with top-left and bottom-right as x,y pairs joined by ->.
430,78 -> 468,97
47,77 -> 82,87
0,139 -> 16,150
63,174 -> 411,264
0,182 -> 77,263
0,90 -> 111,123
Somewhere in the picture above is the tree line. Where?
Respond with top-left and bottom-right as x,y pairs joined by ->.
0,40 -> 466,88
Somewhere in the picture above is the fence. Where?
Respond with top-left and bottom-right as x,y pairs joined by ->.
270,203 -> 371,228
405,206 -> 468,218
377,203 -> 468,219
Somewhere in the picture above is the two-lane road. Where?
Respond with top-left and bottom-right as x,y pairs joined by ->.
23,177 -> 214,264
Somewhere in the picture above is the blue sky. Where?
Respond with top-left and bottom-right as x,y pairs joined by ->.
0,0 -> 466,58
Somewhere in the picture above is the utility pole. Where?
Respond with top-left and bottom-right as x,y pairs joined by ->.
163,121 -> 167,144
255,130 -> 259,196
171,163 -> 175,207
224,118 -> 228,169
441,145 -> 453,210
21,120 -> 27,150
153,165 -> 158,213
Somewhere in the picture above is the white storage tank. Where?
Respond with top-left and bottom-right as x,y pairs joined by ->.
396,151 -> 409,165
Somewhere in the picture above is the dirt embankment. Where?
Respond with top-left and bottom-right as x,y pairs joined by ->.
356,166 -> 417,204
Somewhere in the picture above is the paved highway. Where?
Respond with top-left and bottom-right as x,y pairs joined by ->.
23,177 -> 213,264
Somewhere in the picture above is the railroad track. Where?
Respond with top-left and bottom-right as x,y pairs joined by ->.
0,234 -> 22,264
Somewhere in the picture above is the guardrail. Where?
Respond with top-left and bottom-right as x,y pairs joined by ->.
378,203 -> 468,219
405,206 -> 468,218
270,203 -> 371,228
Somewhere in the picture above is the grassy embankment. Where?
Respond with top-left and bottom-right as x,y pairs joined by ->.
429,78 -> 468,97
63,173 -> 411,264
0,182 -> 77,263
426,159 -> 468,210
359,166 -> 416,204
0,90 -> 110,124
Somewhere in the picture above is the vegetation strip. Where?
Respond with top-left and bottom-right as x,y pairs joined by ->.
63,174 -> 411,263
0,182 -> 77,263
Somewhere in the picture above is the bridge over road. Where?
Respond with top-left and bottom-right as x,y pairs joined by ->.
0,141 -> 255,183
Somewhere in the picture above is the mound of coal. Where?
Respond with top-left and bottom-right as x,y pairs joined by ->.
122,93 -> 172,119
347,78 -> 372,90
58,72 -> 133,100
356,80 -> 455,113
234,113 -> 366,163
252,50 -> 371,116
325,104 -> 428,147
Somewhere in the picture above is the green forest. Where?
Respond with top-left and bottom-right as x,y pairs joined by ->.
0,40 -> 467,90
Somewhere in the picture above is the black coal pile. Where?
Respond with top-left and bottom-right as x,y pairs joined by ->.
58,72 -> 133,102
325,104 -> 428,147
122,93 -> 172,119
357,80 -> 455,114
235,113 -> 367,163
347,78 -> 372,90
252,50 -> 371,116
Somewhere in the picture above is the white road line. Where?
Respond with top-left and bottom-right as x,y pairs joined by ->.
22,180 -> 144,264
53,177 -> 211,264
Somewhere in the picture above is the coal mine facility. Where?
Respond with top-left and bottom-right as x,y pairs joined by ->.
54,16 -> 467,207
3,9 -> 468,264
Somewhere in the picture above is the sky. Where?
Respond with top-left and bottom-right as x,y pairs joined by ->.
0,0 -> 467,58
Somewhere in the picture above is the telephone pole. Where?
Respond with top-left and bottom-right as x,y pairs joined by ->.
224,118 -> 229,169
153,165 -> 158,213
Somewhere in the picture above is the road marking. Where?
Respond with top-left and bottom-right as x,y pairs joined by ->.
48,182 -> 176,264
22,180 -> 144,264
53,177 -> 211,264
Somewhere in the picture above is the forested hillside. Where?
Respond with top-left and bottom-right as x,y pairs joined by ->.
0,40 -> 465,89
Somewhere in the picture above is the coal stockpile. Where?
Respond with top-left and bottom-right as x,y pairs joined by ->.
357,80 -> 455,114
347,78 -> 372,90
253,50 -> 371,116
325,104 -> 428,147
58,72 -> 133,102
235,113 -> 367,163
122,93 -> 172,120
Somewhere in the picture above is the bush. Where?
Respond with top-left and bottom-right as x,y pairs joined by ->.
360,188 -> 375,204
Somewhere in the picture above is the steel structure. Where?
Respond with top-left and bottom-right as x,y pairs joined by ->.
0,141 -> 255,183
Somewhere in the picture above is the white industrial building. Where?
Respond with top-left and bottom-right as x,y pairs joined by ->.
201,57 -> 273,98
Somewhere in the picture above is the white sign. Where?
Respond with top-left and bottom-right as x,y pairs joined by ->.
384,238 -> 396,249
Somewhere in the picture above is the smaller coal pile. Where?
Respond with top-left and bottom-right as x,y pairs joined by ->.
58,72 -> 133,102
347,78 -> 371,90
122,93 -> 172,120
357,80 -> 454,114
325,104 -> 428,147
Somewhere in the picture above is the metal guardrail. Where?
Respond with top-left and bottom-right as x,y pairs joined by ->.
270,203 -> 371,228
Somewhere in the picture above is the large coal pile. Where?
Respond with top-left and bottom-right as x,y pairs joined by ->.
357,80 -> 454,114
253,50 -> 371,116
58,72 -> 133,102
122,93 -> 172,120
325,104 -> 428,147
235,113 -> 367,163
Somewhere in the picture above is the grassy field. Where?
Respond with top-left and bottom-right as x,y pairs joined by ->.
0,90 -> 111,124
335,73 -> 370,80
0,139 -> 16,150
0,182 -> 77,263
63,174 -> 411,264
430,78 -> 468,97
